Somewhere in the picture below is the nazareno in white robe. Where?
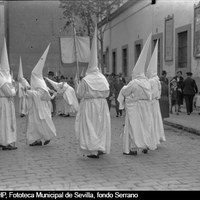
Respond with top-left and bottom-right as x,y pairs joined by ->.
18,82 -> 28,115
26,88 -> 56,144
75,78 -> 111,155
0,83 -> 17,146
118,77 -> 157,153
149,77 -> 166,143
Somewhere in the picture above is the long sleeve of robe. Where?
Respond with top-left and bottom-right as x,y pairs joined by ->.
75,79 -> 111,154
26,88 -> 56,143
0,83 -> 17,146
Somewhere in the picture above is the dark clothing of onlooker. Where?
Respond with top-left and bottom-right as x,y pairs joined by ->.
171,75 -> 184,106
114,78 -> 125,116
183,76 -> 198,115
160,76 -> 169,86
159,81 -> 169,118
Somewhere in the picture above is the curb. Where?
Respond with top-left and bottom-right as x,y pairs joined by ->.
163,120 -> 200,136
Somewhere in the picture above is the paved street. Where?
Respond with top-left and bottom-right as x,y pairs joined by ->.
0,107 -> 200,191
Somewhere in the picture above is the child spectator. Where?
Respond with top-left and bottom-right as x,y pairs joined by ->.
170,79 -> 179,115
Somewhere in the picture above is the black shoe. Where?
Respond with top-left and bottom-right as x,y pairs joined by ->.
116,115 -> 119,117
63,114 -> 70,117
44,140 -> 50,146
187,112 -> 190,115
123,151 -> 137,155
98,151 -> 105,156
20,114 -> 25,118
2,145 -> 17,150
87,154 -> 99,159
29,141 -> 42,146
142,149 -> 148,154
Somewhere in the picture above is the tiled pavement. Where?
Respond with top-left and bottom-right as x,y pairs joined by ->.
0,107 -> 200,191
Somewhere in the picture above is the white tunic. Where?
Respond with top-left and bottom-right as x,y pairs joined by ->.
0,83 -> 17,146
75,79 -> 111,154
26,88 -> 56,143
118,77 -> 157,153
149,77 -> 166,143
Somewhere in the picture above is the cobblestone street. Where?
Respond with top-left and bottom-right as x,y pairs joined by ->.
0,107 -> 200,191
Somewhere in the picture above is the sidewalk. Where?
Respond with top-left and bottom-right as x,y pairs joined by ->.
163,108 -> 200,136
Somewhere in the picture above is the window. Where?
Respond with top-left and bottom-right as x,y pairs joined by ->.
122,45 -> 128,76
175,24 -> 191,73
135,44 -> 142,64
178,31 -> 187,68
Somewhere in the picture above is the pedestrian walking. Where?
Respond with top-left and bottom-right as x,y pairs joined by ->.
170,79 -> 179,115
75,25 -> 111,159
146,40 -> 165,145
182,72 -> 198,115
118,34 -> 157,155
0,39 -> 17,150
25,44 -> 57,146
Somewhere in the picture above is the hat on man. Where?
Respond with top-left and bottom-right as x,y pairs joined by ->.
186,72 -> 192,76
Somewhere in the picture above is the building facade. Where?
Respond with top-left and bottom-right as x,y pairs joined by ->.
101,0 -> 200,85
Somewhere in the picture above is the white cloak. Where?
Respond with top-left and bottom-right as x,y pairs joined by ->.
26,88 -> 56,143
75,79 -> 111,154
118,78 -> 157,153
149,78 -> 166,143
0,83 -> 17,145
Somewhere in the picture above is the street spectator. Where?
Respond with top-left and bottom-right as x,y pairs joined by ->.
106,74 -> 114,110
119,73 -> 126,84
171,70 -> 184,112
160,70 -> 169,86
170,79 -> 179,115
159,79 -> 170,119
113,74 -> 125,117
183,72 -> 198,115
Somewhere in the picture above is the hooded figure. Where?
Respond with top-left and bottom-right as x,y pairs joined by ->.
0,38 -> 17,150
17,57 -> 30,117
45,77 -> 79,116
75,25 -> 111,159
26,44 -> 57,146
117,34 -> 157,155
146,41 -> 166,144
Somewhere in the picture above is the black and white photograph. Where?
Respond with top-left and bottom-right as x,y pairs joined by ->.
0,0 -> 200,194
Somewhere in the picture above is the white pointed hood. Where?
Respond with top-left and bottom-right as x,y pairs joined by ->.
18,57 -> 30,88
146,40 -> 158,78
45,77 -> 61,91
31,44 -> 50,92
85,25 -> 99,75
132,33 -> 152,80
0,38 -> 12,86
83,25 -> 109,91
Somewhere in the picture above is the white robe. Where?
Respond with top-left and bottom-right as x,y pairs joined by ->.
0,83 -> 17,146
149,77 -> 166,143
26,88 -> 56,143
18,82 -> 28,115
118,77 -> 157,153
75,79 -> 111,155
62,84 -> 79,114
